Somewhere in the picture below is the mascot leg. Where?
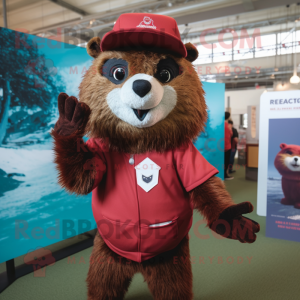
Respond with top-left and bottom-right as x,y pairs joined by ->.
141,236 -> 193,300
87,232 -> 138,300
281,180 -> 296,206
294,203 -> 300,209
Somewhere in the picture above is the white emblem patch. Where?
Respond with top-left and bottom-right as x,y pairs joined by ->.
137,16 -> 156,29
135,158 -> 161,192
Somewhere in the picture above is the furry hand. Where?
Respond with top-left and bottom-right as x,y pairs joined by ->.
53,93 -> 91,136
209,202 -> 260,243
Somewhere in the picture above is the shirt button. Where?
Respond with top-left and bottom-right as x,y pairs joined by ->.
129,157 -> 134,165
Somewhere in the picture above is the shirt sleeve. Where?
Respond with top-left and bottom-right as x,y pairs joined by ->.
233,128 -> 238,139
173,141 -> 219,192
225,122 -> 232,139
224,122 -> 233,150
86,138 -> 107,190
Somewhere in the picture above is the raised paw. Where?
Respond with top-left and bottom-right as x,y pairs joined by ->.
54,93 -> 91,136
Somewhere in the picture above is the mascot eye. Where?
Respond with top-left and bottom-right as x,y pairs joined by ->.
158,69 -> 171,83
113,68 -> 126,81
286,150 -> 293,155
155,58 -> 179,83
102,59 -> 128,84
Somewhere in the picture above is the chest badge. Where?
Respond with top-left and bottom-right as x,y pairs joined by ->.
142,175 -> 153,183
135,158 -> 161,192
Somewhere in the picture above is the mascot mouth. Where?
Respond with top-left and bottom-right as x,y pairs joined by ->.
107,85 -> 177,128
291,163 -> 300,168
133,109 -> 150,121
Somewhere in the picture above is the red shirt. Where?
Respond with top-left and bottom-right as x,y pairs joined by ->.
86,139 -> 218,262
225,122 -> 232,151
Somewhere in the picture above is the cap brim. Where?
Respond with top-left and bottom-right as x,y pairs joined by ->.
101,28 -> 187,58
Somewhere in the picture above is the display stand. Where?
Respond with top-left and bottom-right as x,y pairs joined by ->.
245,143 -> 259,181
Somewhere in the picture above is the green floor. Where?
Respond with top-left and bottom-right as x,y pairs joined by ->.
1,165 -> 300,299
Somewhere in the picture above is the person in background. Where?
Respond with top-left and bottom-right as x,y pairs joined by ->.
224,112 -> 233,180
228,120 -> 239,174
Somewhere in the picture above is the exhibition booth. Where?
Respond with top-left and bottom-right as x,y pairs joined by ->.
1,1 -> 300,300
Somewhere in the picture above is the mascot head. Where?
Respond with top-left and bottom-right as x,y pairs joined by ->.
274,143 -> 300,175
79,13 -> 206,153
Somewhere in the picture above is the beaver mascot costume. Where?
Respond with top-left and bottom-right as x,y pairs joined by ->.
274,143 -> 300,209
52,13 -> 260,300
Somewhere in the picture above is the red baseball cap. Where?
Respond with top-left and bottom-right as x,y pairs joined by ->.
100,13 -> 187,57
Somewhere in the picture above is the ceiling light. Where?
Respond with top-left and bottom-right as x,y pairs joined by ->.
290,73 -> 300,84
291,40 -> 299,84
168,2 -> 173,7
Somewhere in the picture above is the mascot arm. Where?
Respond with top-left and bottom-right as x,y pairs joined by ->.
190,176 -> 260,243
51,93 -> 105,195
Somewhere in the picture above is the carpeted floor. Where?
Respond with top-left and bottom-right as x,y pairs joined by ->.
1,164 -> 299,300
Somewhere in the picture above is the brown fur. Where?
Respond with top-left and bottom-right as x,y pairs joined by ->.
52,131 -> 95,194
274,144 -> 300,207
87,37 -> 101,58
276,153 -> 300,180
87,232 -> 193,300
190,176 -> 235,226
184,42 -> 199,62
274,144 -> 300,180
53,36 -> 255,299
79,49 -> 207,154
278,154 -> 291,170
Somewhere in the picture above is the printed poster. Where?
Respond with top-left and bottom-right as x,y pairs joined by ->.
257,90 -> 300,242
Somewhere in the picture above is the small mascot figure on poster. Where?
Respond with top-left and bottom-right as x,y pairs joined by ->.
275,143 -> 300,209
52,13 -> 260,300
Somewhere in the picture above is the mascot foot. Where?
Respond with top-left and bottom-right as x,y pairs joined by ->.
281,198 -> 294,205
294,203 -> 300,209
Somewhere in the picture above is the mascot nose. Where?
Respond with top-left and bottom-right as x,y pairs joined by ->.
295,158 -> 298,162
132,80 -> 152,97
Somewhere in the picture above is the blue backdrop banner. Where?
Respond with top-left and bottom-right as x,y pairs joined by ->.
194,82 -> 225,180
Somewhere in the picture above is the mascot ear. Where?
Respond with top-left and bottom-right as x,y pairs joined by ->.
184,43 -> 198,62
280,143 -> 287,149
87,37 -> 101,58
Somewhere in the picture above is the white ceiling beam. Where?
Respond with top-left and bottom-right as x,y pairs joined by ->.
2,0 -> 7,27
0,0 -> 41,15
241,0 -> 255,11
183,13 -> 299,41
48,0 -> 89,16
30,0 -> 168,34
175,0 -> 296,26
